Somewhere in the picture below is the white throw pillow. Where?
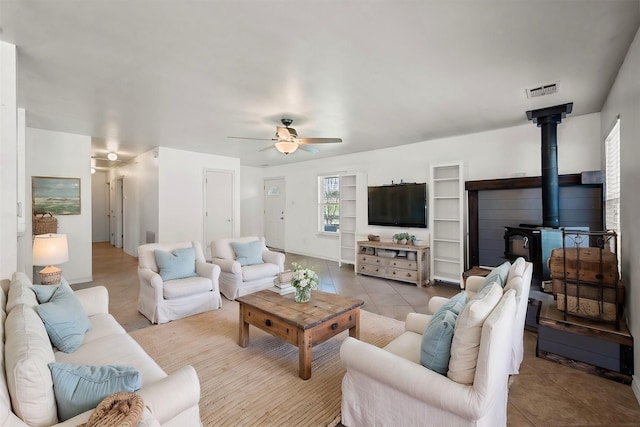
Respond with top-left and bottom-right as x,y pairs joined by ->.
508,257 -> 526,280
447,282 -> 503,384
4,305 -> 58,426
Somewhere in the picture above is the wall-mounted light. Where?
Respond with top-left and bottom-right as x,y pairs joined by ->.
107,152 -> 118,161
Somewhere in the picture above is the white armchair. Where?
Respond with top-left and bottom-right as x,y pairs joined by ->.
340,290 -> 517,427
210,236 -> 285,300
137,241 -> 222,324
429,257 -> 533,375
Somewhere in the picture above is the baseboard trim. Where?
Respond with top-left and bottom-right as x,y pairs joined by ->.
285,249 -> 339,264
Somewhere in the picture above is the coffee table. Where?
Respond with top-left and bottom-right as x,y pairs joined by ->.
236,289 -> 364,380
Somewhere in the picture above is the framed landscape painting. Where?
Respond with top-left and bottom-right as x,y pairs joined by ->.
32,176 -> 81,215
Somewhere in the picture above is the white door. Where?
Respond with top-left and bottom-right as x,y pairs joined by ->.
205,170 -> 234,258
264,177 -> 285,250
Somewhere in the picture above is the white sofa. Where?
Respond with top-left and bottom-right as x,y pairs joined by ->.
210,236 -> 285,300
1,273 -> 202,427
137,241 -> 222,324
341,289 -> 517,427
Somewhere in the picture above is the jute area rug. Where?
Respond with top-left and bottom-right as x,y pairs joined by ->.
129,299 -> 405,427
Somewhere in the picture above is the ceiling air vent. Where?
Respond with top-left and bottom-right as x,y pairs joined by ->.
526,82 -> 558,99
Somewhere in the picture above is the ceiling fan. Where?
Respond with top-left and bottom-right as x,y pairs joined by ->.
228,118 -> 342,154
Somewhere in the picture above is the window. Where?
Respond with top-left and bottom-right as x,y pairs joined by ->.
605,118 -> 621,268
318,175 -> 340,233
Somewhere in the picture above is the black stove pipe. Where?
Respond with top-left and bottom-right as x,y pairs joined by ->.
526,103 -> 573,228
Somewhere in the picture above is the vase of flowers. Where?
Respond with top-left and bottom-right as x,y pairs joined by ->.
291,263 -> 319,303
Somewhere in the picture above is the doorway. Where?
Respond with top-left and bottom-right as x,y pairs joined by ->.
114,177 -> 124,248
204,169 -> 235,258
264,177 -> 285,250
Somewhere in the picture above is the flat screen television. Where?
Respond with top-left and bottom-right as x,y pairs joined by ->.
368,183 -> 427,228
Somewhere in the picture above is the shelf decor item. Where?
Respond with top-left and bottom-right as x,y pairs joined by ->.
393,232 -> 412,245
32,211 -> 58,235
291,262 -> 319,303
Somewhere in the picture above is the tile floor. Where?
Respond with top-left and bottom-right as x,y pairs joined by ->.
81,242 -> 640,426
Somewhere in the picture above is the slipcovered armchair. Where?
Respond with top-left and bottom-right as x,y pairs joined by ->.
428,257 -> 533,375
137,241 -> 222,324
340,290 -> 517,427
210,236 -> 285,300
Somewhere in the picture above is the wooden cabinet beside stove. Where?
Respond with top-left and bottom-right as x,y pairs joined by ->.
356,241 -> 430,286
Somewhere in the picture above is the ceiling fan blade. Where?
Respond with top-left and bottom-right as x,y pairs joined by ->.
298,144 -> 319,154
296,137 -> 342,144
228,136 -> 276,141
276,126 -> 293,140
258,145 -> 276,152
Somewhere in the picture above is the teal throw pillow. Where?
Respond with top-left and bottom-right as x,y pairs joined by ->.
230,240 -> 264,266
36,282 -> 91,353
154,247 -> 198,281
435,291 -> 468,316
49,363 -> 141,421
420,309 -> 459,374
478,261 -> 511,292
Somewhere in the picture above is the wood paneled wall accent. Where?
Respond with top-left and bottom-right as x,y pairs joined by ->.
465,172 -> 604,268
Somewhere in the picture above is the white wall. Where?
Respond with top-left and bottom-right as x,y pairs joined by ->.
157,147 -> 241,248
110,149 -> 160,257
26,128 -> 93,284
601,24 -> 640,402
240,165 -> 265,237
260,113 -> 602,261
0,41 -> 17,279
91,171 -> 108,242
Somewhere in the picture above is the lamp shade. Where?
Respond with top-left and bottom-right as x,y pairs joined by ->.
33,234 -> 69,266
274,141 -> 298,154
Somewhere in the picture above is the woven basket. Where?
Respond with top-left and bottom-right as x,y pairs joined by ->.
33,211 -> 58,235
80,392 -> 144,427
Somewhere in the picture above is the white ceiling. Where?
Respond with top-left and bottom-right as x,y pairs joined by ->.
1,1 -> 638,168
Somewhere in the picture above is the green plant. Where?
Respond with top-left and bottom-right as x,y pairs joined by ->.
393,232 -> 411,241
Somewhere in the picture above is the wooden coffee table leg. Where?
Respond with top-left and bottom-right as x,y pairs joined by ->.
298,329 -> 312,380
349,308 -> 361,339
238,303 -> 249,347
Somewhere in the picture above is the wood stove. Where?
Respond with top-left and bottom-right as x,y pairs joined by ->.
503,103 -> 574,279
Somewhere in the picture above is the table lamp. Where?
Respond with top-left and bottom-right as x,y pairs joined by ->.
33,233 -> 69,285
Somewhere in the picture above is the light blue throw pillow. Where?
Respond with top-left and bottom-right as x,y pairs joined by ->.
230,240 -> 264,266
420,309 -> 459,374
478,261 -> 511,292
49,362 -> 141,421
36,282 -> 91,353
420,291 -> 468,374
436,291 -> 468,316
154,247 -> 198,281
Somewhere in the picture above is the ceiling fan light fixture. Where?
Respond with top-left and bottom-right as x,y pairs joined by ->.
107,152 -> 118,161
274,141 -> 298,154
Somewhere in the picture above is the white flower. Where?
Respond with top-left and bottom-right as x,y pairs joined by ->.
291,263 -> 319,290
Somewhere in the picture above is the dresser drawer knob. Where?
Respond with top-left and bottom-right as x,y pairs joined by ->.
265,319 -> 272,327
331,322 -> 338,330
